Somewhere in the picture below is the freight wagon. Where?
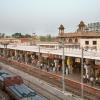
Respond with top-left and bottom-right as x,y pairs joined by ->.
0,70 -> 47,100
6,84 -> 46,100
0,70 -> 19,89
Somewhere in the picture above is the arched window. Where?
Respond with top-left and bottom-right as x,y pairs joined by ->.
69,39 -> 72,43
66,39 -> 68,43
75,38 -> 78,43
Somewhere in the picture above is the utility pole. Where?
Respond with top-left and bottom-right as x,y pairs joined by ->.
59,38 -> 65,93
62,41 -> 65,93
58,24 -> 65,92
48,51 -> 50,67
81,47 -> 84,99
38,45 -> 40,61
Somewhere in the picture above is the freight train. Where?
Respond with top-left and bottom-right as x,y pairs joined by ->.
0,70 -> 47,100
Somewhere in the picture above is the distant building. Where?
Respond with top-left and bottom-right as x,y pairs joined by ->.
87,22 -> 100,32
0,38 -> 20,45
0,38 -> 32,46
58,21 -> 100,50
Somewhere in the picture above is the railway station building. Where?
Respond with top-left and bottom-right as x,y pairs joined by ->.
0,21 -> 100,86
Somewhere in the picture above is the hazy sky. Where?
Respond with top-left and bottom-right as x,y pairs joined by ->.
0,0 -> 100,36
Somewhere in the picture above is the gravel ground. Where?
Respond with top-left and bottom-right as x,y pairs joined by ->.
0,89 -> 10,100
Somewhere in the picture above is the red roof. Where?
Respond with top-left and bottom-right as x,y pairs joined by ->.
20,38 -> 29,43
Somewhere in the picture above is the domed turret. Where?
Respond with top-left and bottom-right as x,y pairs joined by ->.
78,21 -> 86,32
58,24 -> 65,36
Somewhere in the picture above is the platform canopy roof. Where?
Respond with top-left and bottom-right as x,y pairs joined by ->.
0,45 -> 100,60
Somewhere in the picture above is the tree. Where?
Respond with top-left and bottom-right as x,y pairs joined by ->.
0,33 -> 5,38
39,36 -> 46,41
39,34 -> 53,42
24,34 -> 31,38
12,33 -> 22,38
46,34 -> 52,42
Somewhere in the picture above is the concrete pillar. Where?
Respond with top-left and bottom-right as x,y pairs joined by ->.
25,52 -> 28,64
14,50 -> 18,60
3,48 -> 5,56
6,50 -> 9,57
15,50 -> 17,56
0,49 -> 2,55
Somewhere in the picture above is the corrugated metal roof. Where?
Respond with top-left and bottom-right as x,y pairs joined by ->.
0,70 -> 14,81
0,70 -> 10,81
8,84 -> 36,98
8,84 -> 48,100
33,95 -> 47,100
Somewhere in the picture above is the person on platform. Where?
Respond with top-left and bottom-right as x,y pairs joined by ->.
90,74 -> 94,86
67,57 -> 73,74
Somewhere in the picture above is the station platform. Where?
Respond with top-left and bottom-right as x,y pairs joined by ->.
0,56 -> 100,100
0,61 -> 83,100
53,71 -> 100,89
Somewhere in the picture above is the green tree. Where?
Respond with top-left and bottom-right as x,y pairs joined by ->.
0,33 -> 5,38
12,33 -> 22,38
39,36 -> 46,41
24,34 -> 31,38
46,34 -> 52,42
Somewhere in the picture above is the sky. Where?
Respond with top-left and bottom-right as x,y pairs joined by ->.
0,0 -> 100,36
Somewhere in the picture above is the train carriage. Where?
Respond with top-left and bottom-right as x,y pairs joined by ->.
0,69 -> 47,100
6,84 -> 47,100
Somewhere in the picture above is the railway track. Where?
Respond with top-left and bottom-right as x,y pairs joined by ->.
0,57 -> 100,100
